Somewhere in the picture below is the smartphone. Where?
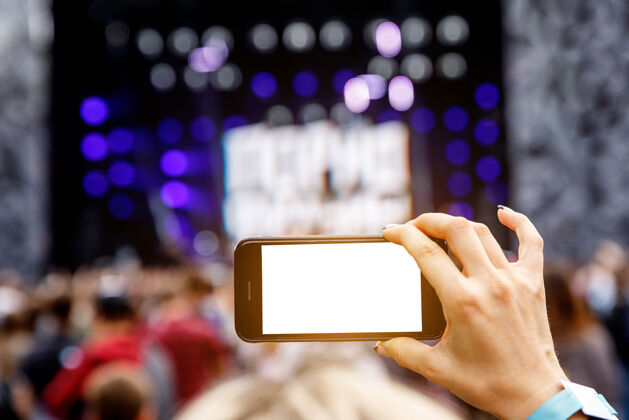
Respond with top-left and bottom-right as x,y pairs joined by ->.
234,235 -> 446,342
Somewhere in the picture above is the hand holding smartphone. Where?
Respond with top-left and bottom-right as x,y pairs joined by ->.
234,235 -> 446,342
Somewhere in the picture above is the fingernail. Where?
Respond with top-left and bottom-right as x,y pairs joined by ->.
383,224 -> 401,231
497,205 -> 513,212
372,341 -> 391,357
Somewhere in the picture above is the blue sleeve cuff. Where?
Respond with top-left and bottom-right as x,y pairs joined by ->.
527,389 -> 581,420
527,383 -> 619,420
597,394 -> 619,416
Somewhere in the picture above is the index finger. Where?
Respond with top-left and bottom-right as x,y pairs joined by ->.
410,213 -> 494,276
497,207 -> 544,271
383,223 -> 462,301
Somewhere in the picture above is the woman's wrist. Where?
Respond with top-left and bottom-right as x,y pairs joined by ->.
502,375 -> 615,420
515,380 -> 565,419
492,367 -> 568,419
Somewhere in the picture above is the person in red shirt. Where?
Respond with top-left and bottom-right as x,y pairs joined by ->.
151,270 -> 230,405
43,277 -> 143,419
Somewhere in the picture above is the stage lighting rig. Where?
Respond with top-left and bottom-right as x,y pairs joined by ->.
52,0 -> 507,266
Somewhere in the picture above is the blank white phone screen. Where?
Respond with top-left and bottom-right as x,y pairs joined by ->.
261,242 -> 422,334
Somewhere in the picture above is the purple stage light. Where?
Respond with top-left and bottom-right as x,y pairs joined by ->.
375,22 -> 402,58
157,118 -> 183,144
343,77 -> 370,113
377,110 -> 402,123
445,139 -> 471,165
359,74 -> 386,99
443,106 -> 469,132
447,172 -> 472,197
205,36 -> 229,55
163,213 -> 182,239
410,108 -> 435,133
108,194 -> 134,219
160,150 -> 188,177
448,201 -> 474,220
224,115 -> 247,131
188,48 -> 217,73
83,170 -> 108,197
485,181 -> 509,205
293,71 -> 318,98
388,76 -> 414,111
188,48 -> 208,73
188,38 -> 228,73
80,96 -> 109,126
474,119 -> 500,146
475,156 -> 502,182
81,133 -> 108,161
251,72 -> 277,99
108,128 -> 134,154
190,116 -> 216,142
108,161 -> 135,187
160,181 -> 190,208
333,69 -> 355,95
475,83 -> 500,110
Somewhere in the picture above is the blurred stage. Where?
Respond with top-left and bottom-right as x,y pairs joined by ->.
49,0 -> 507,269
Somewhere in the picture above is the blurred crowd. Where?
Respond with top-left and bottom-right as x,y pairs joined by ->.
0,240 -> 627,420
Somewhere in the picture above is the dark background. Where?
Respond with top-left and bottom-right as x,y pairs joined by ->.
50,0 -> 506,270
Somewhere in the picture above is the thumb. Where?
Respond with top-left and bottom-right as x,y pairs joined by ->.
375,337 -> 442,382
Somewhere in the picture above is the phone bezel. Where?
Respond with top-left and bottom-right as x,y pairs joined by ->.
234,235 -> 446,342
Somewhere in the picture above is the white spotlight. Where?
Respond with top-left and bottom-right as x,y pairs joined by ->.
320,20 -> 352,51
401,54 -> 433,83
210,63 -> 242,91
299,103 -> 327,123
436,16 -> 469,46
136,28 -> 163,58
330,102 -> 354,125
401,17 -> 432,48
436,53 -> 467,79
202,26 -> 234,51
367,56 -> 398,80
167,27 -> 198,57
250,24 -> 278,54
183,67 -> 209,92
193,231 -> 219,256
150,63 -> 176,91
267,105 -> 294,126
283,22 -> 316,53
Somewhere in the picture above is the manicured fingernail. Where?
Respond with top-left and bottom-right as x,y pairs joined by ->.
372,341 -> 391,357
497,205 -> 513,212
383,224 -> 401,231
